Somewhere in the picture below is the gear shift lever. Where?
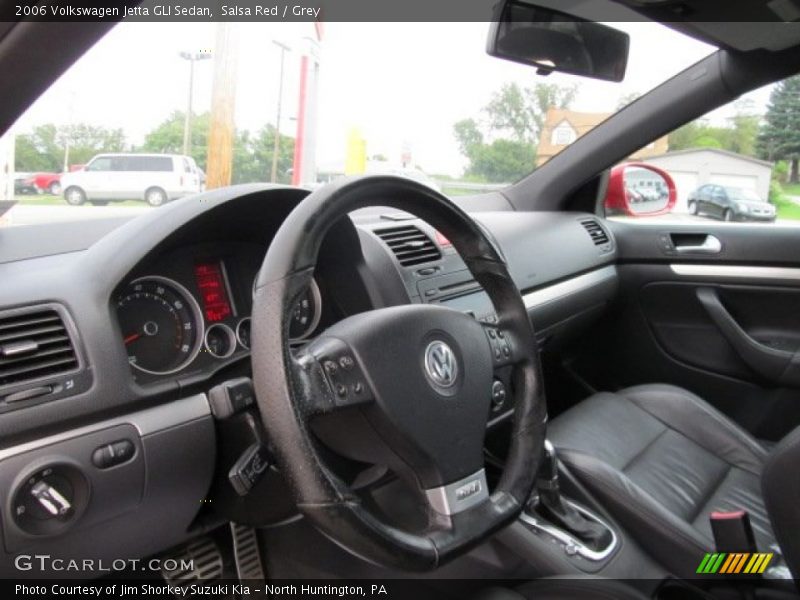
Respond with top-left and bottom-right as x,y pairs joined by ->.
532,440 -> 612,551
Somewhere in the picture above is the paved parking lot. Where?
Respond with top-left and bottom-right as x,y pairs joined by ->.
1,204 -> 150,227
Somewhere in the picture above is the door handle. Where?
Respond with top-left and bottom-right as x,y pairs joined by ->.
675,234 -> 721,254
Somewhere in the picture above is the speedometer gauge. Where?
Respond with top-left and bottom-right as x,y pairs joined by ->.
116,276 -> 204,375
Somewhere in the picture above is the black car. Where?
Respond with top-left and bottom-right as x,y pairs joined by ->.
13,173 -> 37,195
688,184 -> 776,222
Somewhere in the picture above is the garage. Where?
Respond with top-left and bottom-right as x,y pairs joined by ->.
642,148 -> 773,212
710,173 -> 758,191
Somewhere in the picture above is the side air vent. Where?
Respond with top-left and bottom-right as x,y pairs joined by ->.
580,219 -> 611,247
0,307 -> 79,388
375,225 -> 442,267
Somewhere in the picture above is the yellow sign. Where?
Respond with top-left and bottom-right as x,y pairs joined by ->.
345,128 -> 366,175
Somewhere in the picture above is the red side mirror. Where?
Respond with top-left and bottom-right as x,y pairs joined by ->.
604,162 -> 676,217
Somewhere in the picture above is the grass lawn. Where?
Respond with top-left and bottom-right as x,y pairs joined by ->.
781,182 -> 800,197
773,195 -> 800,221
14,194 -> 144,207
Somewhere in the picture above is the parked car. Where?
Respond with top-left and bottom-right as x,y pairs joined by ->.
688,184 -> 776,222
30,172 -> 62,195
59,153 -> 202,206
12,173 -> 36,195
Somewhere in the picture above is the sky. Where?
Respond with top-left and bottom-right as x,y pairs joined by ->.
11,21 -> 770,177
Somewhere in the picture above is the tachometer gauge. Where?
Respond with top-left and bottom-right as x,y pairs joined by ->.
116,276 -> 204,375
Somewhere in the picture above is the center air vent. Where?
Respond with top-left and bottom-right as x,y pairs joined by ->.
580,219 -> 610,247
0,307 -> 78,388
375,225 -> 442,267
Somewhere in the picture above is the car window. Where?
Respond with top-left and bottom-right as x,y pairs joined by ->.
1,21 -> 711,228
604,75 -> 800,227
87,157 -> 111,172
110,157 -> 129,171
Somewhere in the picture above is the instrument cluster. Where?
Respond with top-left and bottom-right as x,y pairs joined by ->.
115,249 -> 323,380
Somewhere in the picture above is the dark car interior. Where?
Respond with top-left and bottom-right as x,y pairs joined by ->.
3,1 -> 800,599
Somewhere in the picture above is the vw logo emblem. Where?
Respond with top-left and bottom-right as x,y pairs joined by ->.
424,341 -> 458,388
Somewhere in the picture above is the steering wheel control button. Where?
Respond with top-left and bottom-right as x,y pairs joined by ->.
323,360 -> 338,374
485,327 -> 514,366
228,444 -> 271,496
92,439 -> 135,469
311,339 -> 374,408
491,380 -> 507,412
209,377 -> 256,419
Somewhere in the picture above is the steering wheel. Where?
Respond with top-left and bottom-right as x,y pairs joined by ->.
251,176 -> 546,571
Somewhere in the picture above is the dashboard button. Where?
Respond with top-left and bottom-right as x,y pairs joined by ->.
92,440 -> 135,469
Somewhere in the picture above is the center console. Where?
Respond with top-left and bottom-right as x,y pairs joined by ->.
519,441 -> 618,562
496,439 -> 667,583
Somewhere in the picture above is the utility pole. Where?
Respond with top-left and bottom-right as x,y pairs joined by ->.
206,24 -> 239,190
63,90 -> 76,172
179,50 -> 212,157
271,41 -> 290,183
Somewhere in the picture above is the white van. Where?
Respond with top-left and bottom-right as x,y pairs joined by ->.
60,153 -> 202,207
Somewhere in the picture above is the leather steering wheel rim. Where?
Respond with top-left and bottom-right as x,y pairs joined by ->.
251,175 -> 546,571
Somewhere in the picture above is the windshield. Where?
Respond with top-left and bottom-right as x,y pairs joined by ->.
0,21 -> 713,228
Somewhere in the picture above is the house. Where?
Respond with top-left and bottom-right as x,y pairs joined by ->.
642,148 -> 773,212
536,108 -> 668,166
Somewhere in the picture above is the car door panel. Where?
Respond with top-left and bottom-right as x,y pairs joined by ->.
586,220 -> 800,440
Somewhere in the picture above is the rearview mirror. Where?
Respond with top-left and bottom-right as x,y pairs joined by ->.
487,1 -> 629,82
604,163 -> 677,217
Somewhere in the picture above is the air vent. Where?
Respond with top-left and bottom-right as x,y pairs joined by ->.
0,308 -> 78,388
375,225 -> 442,267
580,219 -> 610,246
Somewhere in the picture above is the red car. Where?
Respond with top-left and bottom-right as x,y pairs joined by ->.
30,172 -> 62,195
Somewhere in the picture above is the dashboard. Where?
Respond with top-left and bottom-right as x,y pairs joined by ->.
0,184 -> 618,576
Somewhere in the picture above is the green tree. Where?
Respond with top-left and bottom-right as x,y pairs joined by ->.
15,122 -> 125,172
15,124 -> 62,172
141,112 -> 294,183
141,110 -> 210,170
232,124 -> 295,184
65,123 -> 125,165
465,139 -> 537,183
527,83 -> 577,140
668,104 -> 759,157
757,75 -> 800,182
453,81 -> 576,182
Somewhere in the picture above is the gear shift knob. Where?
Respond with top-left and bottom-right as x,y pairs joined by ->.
539,439 -> 558,481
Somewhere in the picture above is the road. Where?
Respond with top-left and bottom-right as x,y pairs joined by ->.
1,204 -> 150,227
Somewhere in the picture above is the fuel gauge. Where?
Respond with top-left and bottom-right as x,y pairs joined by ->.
204,323 -> 236,359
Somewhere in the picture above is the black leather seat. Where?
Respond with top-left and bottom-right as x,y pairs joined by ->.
547,384 -> 777,577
